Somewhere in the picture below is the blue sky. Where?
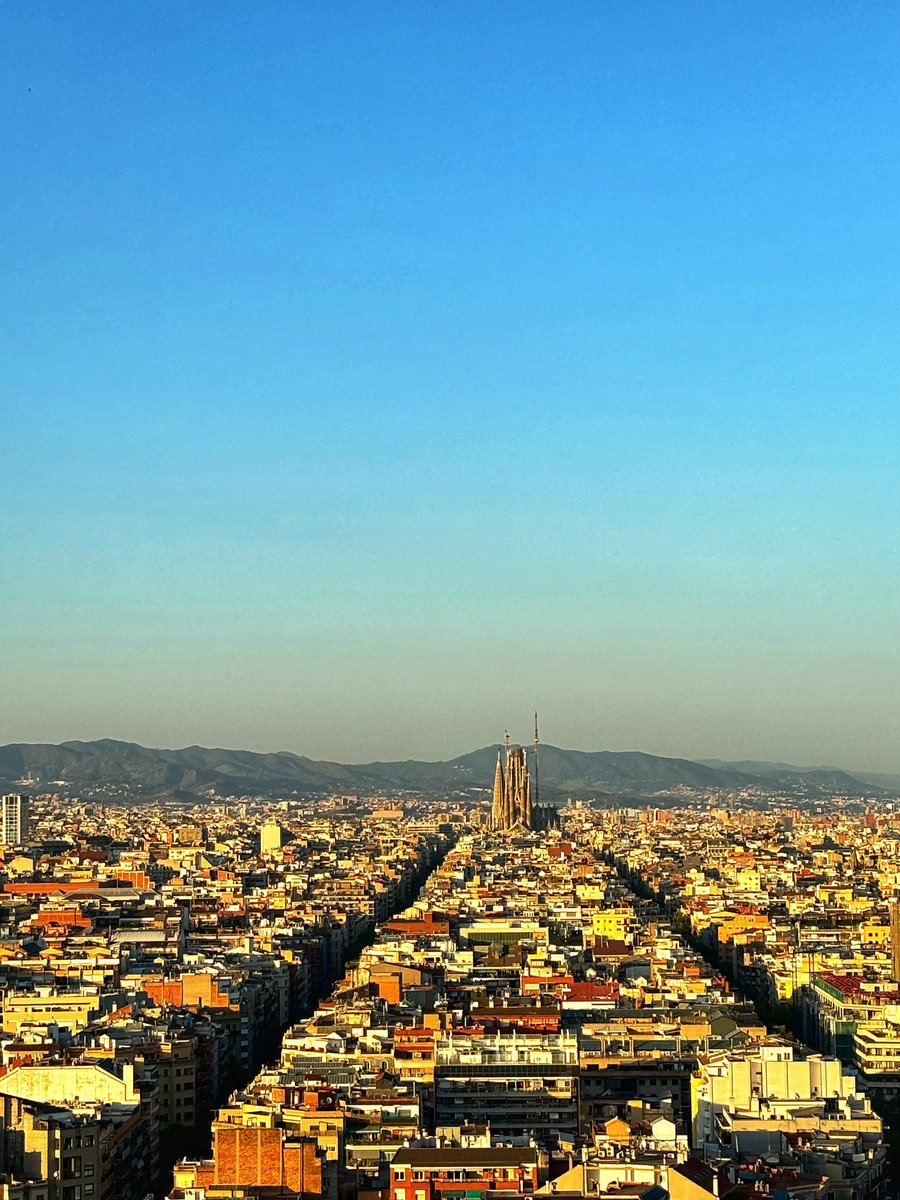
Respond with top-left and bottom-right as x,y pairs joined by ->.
3,3 -> 900,767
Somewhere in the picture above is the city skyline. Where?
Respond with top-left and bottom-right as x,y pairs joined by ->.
2,772 -> 896,1200
4,5 -> 900,770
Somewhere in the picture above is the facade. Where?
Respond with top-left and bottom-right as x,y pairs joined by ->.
1,991 -> 101,1038
852,1013 -> 900,1103
259,819 -> 283,855
0,1063 -> 154,1200
491,737 -> 533,832
389,1147 -> 539,1200
1,794 -> 29,848
691,1042 -> 885,1200
434,1032 -> 580,1147
797,974 -> 900,1062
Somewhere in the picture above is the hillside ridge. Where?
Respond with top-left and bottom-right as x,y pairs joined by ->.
0,739 -> 887,800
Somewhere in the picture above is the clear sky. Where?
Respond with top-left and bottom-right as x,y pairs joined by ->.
3,3 -> 900,769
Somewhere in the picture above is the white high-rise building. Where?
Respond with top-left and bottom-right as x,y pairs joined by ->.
1,794 -> 29,847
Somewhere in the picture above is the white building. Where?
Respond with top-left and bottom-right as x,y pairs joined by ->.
692,1042 -> 880,1160
1,793 -> 29,847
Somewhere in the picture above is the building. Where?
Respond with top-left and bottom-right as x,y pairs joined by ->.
1,989 -> 102,1038
260,819 -> 283,855
434,1031 -> 579,1147
171,1117 -> 332,1197
389,1146 -> 539,1200
690,1042 -> 884,1199
0,1061 -> 157,1200
797,973 -> 900,1061
491,735 -> 533,832
853,1013 -> 900,1103
1,793 -> 29,847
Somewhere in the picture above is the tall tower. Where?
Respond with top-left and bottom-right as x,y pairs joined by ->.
533,711 -> 540,814
491,752 -> 504,828
1,794 -> 29,848
491,734 -> 533,832
891,901 -> 900,985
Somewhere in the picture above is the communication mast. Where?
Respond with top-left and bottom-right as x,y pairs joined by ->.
533,711 -> 541,809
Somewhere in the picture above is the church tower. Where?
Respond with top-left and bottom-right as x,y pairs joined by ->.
491,732 -> 534,832
491,751 -> 505,828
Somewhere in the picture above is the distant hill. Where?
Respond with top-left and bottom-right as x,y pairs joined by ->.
367,745 -> 760,794
0,739 -> 389,798
698,758 -> 889,796
0,739 -> 888,800
850,770 -> 900,791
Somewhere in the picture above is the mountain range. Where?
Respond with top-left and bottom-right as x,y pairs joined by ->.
0,739 -> 889,800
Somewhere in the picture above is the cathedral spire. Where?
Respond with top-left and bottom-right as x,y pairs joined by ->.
491,750 -> 504,829
491,727 -> 533,832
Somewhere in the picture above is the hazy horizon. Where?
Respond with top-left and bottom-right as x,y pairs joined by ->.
4,5 -> 899,774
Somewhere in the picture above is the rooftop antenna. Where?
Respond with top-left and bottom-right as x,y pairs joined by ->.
533,711 -> 541,809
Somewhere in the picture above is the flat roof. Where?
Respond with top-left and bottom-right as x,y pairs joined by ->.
391,1147 -> 539,1168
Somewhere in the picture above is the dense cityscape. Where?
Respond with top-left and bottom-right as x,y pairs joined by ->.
0,736 -> 897,1200
7,4 -> 897,1200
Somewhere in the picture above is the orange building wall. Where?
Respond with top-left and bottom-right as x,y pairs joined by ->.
212,1124 -> 323,1194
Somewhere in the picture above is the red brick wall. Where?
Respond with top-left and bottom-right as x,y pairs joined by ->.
214,1125 -> 283,1186
113,869 -> 153,891
213,1124 -> 324,1194
284,1140 -> 324,1194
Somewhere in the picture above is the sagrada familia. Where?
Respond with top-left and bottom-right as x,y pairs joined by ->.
490,721 -> 558,832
